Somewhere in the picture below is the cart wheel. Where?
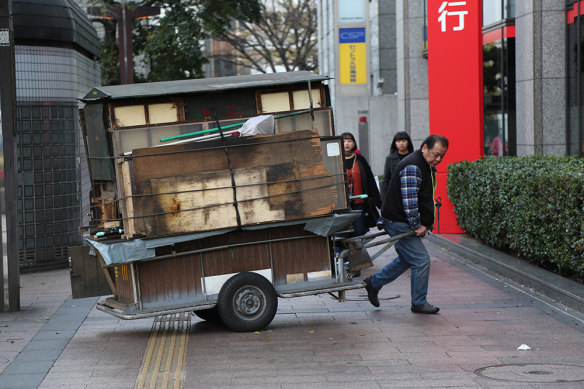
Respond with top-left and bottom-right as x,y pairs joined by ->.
217,272 -> 277,332
193,307 -> 221,323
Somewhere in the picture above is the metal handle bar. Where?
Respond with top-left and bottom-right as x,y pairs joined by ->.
361,231 -> 416,250
340,230 -> 415,245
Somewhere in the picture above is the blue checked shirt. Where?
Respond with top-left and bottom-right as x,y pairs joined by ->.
399,165 -> 423,230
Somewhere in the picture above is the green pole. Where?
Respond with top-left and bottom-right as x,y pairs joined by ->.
159,122 -> 245,142
159,109 -> 311,143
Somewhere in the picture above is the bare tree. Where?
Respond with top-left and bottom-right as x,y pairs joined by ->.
209,0 -> 318,74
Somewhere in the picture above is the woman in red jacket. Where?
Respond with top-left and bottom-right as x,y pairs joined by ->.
341,132 -> 381,237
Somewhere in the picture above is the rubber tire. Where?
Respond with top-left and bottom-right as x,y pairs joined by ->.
193,307 -> 221,323
217,272 -> 278,332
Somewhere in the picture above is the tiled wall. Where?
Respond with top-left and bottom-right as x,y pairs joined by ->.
14,45 -> 100,269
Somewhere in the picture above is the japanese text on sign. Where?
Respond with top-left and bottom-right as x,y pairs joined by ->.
339,28 -> 366,85
0,29 -> 10,46
438,1 -> 468,32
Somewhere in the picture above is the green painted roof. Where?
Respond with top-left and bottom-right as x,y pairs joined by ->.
82,71 -> 330,102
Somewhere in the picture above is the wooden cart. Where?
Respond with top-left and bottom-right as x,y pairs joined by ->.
70,224 -> 412,332
70,71 -> 409,331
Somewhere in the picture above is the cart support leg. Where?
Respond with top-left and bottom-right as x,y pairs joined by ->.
335,252 -> 348,283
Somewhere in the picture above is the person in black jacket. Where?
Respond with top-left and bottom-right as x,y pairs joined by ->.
380,131 -> 413,199
340,132 -> 381,237
364,135 -> 449,314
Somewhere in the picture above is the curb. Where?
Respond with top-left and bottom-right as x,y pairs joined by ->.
428,233 -> 584,314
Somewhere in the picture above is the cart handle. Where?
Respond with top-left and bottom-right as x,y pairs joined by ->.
339,230 -> 416,247
361,231 -> 416,250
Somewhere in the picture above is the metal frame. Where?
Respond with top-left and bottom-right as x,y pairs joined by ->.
94,229 -> 414,320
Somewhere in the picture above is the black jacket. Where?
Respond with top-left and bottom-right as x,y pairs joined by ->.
349,153 -> 382,227
381,149 -> 436,228
380,151 -> 405,199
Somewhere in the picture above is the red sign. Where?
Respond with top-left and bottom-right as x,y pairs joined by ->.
427,0 -> 484,233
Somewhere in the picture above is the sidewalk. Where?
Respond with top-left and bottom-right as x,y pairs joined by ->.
0,234 -> 583,388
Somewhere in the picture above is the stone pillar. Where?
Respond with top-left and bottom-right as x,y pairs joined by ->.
396,0 -> 430,147
515,0 -> 566,155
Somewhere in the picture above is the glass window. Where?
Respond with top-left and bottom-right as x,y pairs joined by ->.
338,0 -> 366,23
566,1 -> 584,155
292,89 -> 322,110
260,92 -> 290,113
504,0 -> 515,19
483,0 -> 503,26
148,103 -> 178,124
483,0 -> 515,27
483,36 -> 516,157
113,105 -> 146,127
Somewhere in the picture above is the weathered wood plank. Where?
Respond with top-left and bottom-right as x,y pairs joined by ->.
123,130 -> 339,237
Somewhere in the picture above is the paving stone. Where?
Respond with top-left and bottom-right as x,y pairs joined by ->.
0,237 -> 581,389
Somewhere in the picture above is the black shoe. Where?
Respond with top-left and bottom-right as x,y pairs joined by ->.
411,302 -> 439,314
364,276 -> 380,307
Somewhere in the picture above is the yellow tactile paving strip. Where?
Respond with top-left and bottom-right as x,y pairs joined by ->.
134,312 -> 190,389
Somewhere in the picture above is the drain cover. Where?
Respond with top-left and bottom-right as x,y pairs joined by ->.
475,363 -> 584,383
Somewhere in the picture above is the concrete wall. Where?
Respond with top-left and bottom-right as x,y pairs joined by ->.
334,95 -> 398,176
515,0 -> 566,156
396,0 -> 429,148
370,0 -> 397,96
369,95 -> 399,174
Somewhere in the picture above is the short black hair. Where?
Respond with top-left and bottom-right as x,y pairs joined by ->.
421,134 -> 449,150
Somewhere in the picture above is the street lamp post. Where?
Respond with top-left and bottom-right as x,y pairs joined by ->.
88,3 -> 159,84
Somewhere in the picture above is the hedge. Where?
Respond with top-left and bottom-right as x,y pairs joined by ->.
447,155 -> 584,282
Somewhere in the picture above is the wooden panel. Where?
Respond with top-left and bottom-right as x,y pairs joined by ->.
269,225 -> 330,285
112,263 -> 135,304
230,230 -> 271,271
125,130 -> 338,238
125,226 -> 330,307
68,246 -> 112,299
201,230 -> 271,276
137,254 -> 203,306
140,168 -> 285,235
118,161 -> 135,236
135,229 -> 272,307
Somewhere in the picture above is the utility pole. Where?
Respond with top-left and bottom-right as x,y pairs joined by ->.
0,0 -> 20,312
88,3 -> 159,84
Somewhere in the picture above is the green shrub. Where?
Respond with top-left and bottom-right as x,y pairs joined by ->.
447,155 -> 584,282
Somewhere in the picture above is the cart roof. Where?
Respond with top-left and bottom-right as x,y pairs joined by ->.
82,71 -> 330,102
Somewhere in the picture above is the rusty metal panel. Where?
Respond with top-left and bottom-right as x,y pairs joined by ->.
68,245 -> 112,299
83,104 -> 115,181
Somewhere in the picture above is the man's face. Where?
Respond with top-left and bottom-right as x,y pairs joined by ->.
422,142 -> 447,167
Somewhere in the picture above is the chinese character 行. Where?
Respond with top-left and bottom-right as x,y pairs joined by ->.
438,1 -> 468,32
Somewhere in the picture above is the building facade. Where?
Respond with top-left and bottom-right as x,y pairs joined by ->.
13,0 -> 100,270
317,0 -> 579,178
